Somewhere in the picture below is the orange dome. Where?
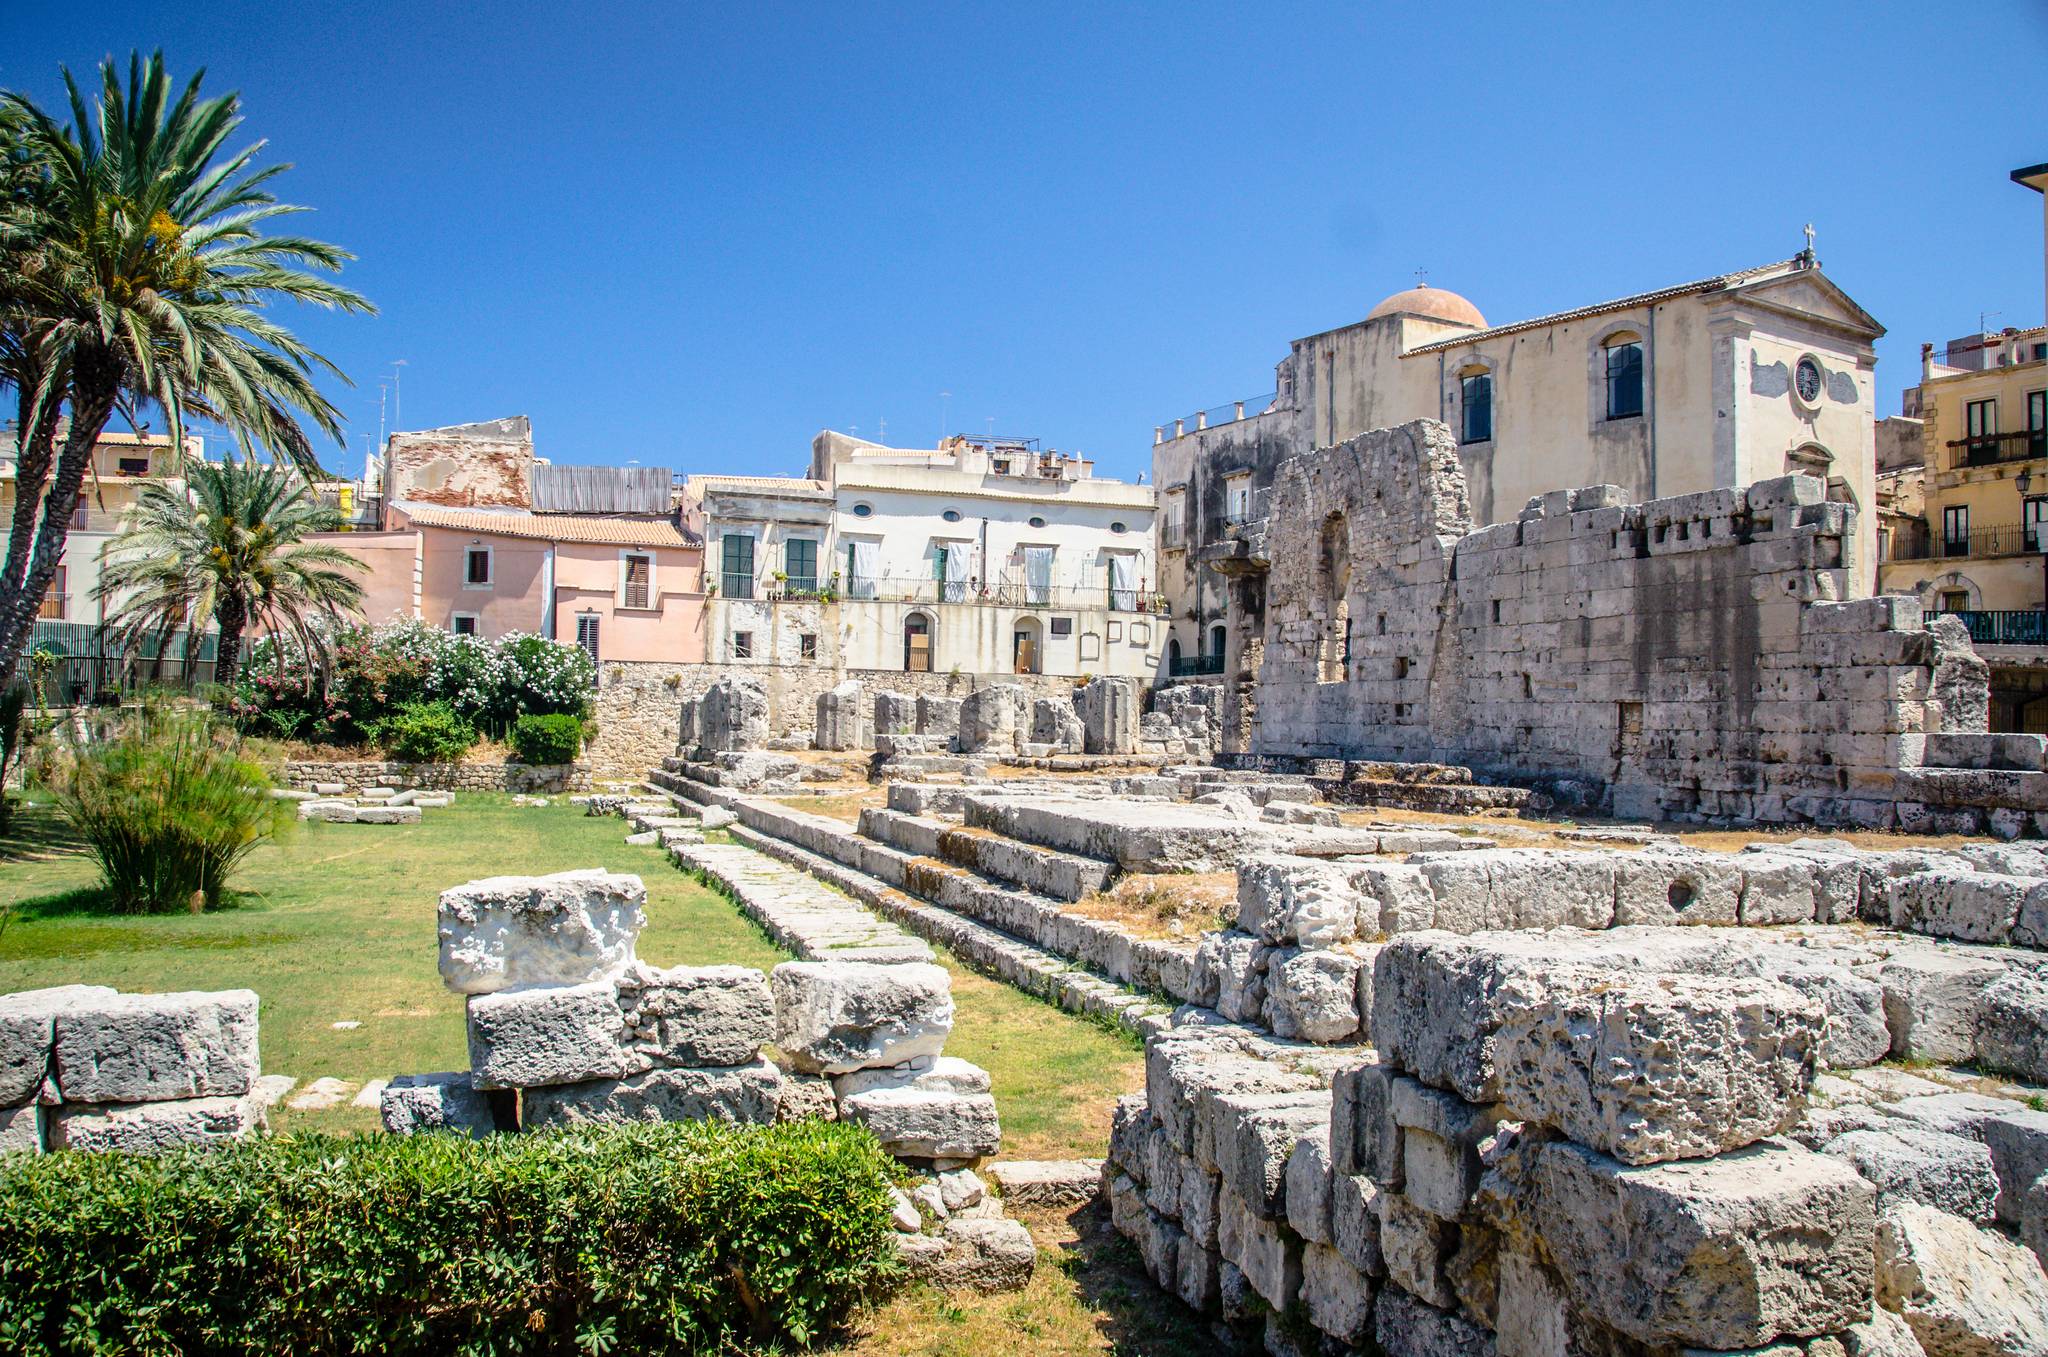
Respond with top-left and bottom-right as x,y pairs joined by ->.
1364,285 -> 1486,329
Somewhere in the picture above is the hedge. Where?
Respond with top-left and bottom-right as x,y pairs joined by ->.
0,1120 -> 902,1355
510,712 -> 584,765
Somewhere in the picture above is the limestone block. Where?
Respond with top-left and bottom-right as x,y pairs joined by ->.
615,963 -> 774,1067
1286,1132 -> 1334,1243
1176,1238 -> 1220,1312
1301,1241 -> 1375,1345
1331,1170 -> 1383,1277
699,805 -> 737,830
1886,868 -> 2042,945
1194,931 -> 1265,1024
1372,934 -> 1555,1104
1419,849 -> 1618,932
0,1101 -> 43,1154
1182,1163 -> 1222,1246
1780,963 -> 1890,1070
873,691 -> 916,735
1839,1307 -> 1937,1357
437,869 -> 647,995
2027,1177 -> 2048,1270
298,801 -> 358,822
1374,1286 -> 1497,1357
1884,1091 -> 2023,1142
53,990 -> 260,1104
1074,676 -> 1138,755
1377,1191 -> 1458,1309
1218,1183 -> 1302,1310
697,674 -> 769,753
1494,971 -> 1820,1165
1611,849 -> 1742,927
354,804 -> 421,824
776,1070 -> 838,1123
1875,1203 -> 2048,1357
1822,1126 -> 2000,1223
1494,1250 -> 1618,1357
467,981 -> 636,1090
1223,1091 -> 1331,1219
770,960 -> 953,1074
1530,1138 -> 1875,1349
1984,1109 -> 2048,1226
1237,855 -> 1364,947
988,1159 -> 1103,1208
1736,852 -> 1819,924
832,1056 -> 990,1100
0,985 -> 116,1105
959,684 -> 1026,755
1975,971 -> 2048,1083
521,1058 -> 782,1127
1029,699 -> 1083,753
1355,863 -> 1437,937
1331,1057 -> 1400,1184
839,1088 -> 1002,1160
379,1071 -> 507,1137
1264,947 -> 1364,1044
814,680 -> 867,751
916,694 -> 963,744
905,1218 -> 1037,1293
1881,952 -> 2008,1064
48,1092 -> 264,1152
1142,1126 -> 1184,1216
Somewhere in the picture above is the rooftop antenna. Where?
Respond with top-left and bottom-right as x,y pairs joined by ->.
1982,310 -> 2003,335
375,382 -> 389,451
877,416 -> 887,442
389,360 -> 408,431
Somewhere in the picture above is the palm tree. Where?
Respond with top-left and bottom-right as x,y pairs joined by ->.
96,457 -> 366,688
0,52 -> 372,683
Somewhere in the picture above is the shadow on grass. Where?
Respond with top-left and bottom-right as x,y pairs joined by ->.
1048,1202 -> 1248,1356
0,801 -> 86,862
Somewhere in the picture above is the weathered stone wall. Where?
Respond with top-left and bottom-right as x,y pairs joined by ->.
587,661 -> 1101,773
279,760 -> 587,793
1255,418 -> 1995,827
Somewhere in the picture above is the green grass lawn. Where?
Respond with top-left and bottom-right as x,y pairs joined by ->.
0,795 -> 1140,1153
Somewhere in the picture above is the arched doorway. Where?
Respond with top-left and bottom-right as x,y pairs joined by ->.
1209,623 -> 1226,665
904,612 -> 933,672
1167,636 -> 1183,673
1012,617 -> 1043,675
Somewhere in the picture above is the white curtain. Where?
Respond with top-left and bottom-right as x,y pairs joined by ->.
941,543 -> 971,603
1108,552 -> 1137,613
1024,546 -> 1054,605
848,540 -> 879,599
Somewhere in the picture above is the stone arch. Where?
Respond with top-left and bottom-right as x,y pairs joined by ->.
1011,615 -> 1044,675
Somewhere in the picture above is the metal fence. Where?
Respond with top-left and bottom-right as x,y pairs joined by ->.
21,619 -> 218,705
1927,609 -> 2048,646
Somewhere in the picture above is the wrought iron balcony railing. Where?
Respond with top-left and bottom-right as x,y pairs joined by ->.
1927,609 -> 2048,646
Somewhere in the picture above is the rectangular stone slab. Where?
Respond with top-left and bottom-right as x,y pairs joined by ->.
466,981 -> 638,1090
53,990 -> 260,1103
521,1059 -> 782,1128
0,985 -> 116,1105
47,1092 -> 265,1152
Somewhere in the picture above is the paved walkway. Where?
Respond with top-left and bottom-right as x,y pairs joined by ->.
671,840 -> 935,964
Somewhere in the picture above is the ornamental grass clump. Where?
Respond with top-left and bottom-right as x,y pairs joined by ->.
54,703 -> 286,912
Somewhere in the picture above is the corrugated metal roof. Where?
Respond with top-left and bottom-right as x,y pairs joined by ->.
532,464 -> 672,514
1401,260 -> 1806,356
399,504 -> 698,548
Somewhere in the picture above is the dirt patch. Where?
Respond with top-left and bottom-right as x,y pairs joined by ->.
1337,803 -> 1999,856
1071,872 -> 1237,941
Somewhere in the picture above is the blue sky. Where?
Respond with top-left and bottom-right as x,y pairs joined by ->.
4,2 -> 2046,482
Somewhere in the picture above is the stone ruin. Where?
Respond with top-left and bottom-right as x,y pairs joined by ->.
675,674 -> 802,792
805,675 -> 1215,768
384,867 -> 1034,1290
283,784 -> 454,824
1246,418 -> 2040,834
814,678 -> 868,751
1103,837 -> 2048,1354
1,985 -> 265,1154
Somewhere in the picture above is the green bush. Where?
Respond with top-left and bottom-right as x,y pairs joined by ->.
371,700 -> 476,763
510,712 -> 583,765
0,1120 -> 901,1355
54,704 -> 288,912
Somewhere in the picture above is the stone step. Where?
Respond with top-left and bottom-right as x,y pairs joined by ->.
670,840 -> 933,965
859,807 -> 1116,903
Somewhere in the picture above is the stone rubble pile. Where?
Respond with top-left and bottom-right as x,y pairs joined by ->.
291,784 -> 453,823
385,865 -> 1033,1291
1110,932 -> 2048,1355
1,985 -> 265,1154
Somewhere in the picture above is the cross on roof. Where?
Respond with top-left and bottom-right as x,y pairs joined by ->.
1414,267 -> 1428,287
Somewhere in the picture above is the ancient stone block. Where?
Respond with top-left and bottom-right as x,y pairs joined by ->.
1880,951 -> 2007,1064
1286,1132 -> 1334,1243
1494,972 -> 1820,1165
1029,698 -> 1083,753
1611,849 -> 1742,927
1529,1138 -> 1875,1349
1377,1191 -> 1458,1310
1237,855 -> 1364,947
1222,1091 -> 1331,1219
873,691 -> 916,735
521,1058 -> 782,1127
1875,1203 -> 2048,1357
616,963 -> 774,1067
437,869 -> 646,995
814,680 -> 866,751
1265,947 -> 1365,1044
1331,1170 -> 1383,1277
467,981 -> 636,1090
770,960 -> 953,1074
48,1092 -> 265,1152
916,694 -> 963,745
959,685 -> 1026,755
1074,676 -> 1138,755
53,990 -> 260,1104
1886,868 -> 2043,944
838,1088 -> 1001,1160
1218,1182 -> 1302,1310
1822,1126 -> 1999,1223
832,1055 -> 990,1100
1374,1285 -> 1497,1357
1301,1241 -> 1375,1345
696,674 -> 769,753
379,1071 -> 508,1138
1975,971 -> 2048,1083
988,1158 -> 1103,1207
0,985 -> 115,1105
1984,1108 -> 2048,1226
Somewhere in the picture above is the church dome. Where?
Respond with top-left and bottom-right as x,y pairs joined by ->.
1364,284 -> 1486,329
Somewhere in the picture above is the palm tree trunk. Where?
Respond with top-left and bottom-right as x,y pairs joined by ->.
1,376 -> 60,598
213,590 -> 249,690
0,369 -> 121,685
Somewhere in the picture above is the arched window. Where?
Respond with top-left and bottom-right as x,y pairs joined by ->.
1603,332 -> 1644,420
1167,636 -> 1183,672
1459,368 -> 1493,444
904,612 -> 934,672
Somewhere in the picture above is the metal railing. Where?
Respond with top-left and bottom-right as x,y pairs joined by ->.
1949,429 -> 2048,470
720,571 -> 756,599
1893,523 -> 2045,561
723,570 -> 1166,614
1157,392 -> 1280,442
1168,654 -> 1225,677
1928,609 -> 2048,646
1161,518 -> 1188,550
22,619 -> 219,705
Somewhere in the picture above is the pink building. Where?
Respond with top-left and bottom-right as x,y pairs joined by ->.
387,504 -> 706,664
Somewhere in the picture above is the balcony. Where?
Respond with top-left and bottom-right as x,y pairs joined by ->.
727,571 -> 1168,614
1168,654 -> 1225,678
1949,429 -> 2048,471
1893,522 -> 2044,562
1928,609 -> 2048,647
